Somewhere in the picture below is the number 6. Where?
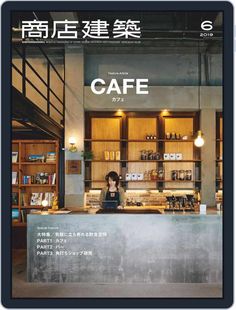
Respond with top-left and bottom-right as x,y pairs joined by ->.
201,20 -> 213,31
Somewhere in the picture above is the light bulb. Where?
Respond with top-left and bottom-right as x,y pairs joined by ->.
69,137 -> 76,145
42,199 -> 48,207
194,131 -> 205,147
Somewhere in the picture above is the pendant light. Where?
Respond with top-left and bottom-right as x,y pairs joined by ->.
194,130 -> 204,147
194,42 -> 205,148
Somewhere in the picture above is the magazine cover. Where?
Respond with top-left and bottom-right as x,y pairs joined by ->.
1,1 -> 233,308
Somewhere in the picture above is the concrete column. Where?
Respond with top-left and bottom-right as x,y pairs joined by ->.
201,109 -> 216,206
65,45 -> 85,207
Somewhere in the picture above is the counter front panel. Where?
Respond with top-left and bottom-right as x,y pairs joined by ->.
27,214 -> 222,283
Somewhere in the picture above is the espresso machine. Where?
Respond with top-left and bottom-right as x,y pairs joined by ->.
185,194 -> 195,211
165,196 -> 176,211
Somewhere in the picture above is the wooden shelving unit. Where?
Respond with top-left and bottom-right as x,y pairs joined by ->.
84,112 -> 201,191
12,140 -> 59,226
84,159 -> 201,163
84,139 -> 195,142
216,113 -> 223,192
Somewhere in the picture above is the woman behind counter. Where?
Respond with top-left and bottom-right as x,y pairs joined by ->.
99,171 -> 125,209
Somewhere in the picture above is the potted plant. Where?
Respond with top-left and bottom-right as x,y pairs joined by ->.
81,150 -> 94,160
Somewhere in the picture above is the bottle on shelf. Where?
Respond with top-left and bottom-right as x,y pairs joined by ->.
166,132 -> 171,140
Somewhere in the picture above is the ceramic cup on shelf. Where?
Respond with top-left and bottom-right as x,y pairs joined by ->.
115,151 -> 120,161
104,151 -> 110,161
109,151 -> 115,160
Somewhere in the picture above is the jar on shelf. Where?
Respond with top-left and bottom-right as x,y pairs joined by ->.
179,170 -> 186,181
166,132 -> 171,140
186,170 -> 192,181
171,132 -> 177,140
140,150 -> 147,160
148,150 -> 153,160
171,170 -> 178,180
151,170 -> 158,180
158,169 -> 164,180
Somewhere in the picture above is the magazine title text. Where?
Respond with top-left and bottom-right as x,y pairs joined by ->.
21,19 -> 141,39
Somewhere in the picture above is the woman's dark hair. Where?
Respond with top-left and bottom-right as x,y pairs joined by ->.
105,171 -> 119,188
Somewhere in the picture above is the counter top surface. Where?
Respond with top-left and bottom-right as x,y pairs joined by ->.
34,206 -> 222,215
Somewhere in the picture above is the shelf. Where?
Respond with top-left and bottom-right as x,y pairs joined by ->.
12,139 -> 59,229
20,205 -> 43,209
85,113 -> 201,192
85,160 -> 201,163
162,188 -> 198,190
15,140 -> 57,143
85,180 -> 201,183
21,162 -> 56,165
20,184 -> 56,187
216,139 -> 223,142
85,160 -> 126,162
216,160 -> 223,162
12,222 -> 27,227
84,139 -> 195,143
85,139 -> 125,142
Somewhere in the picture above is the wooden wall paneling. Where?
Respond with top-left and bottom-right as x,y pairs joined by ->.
25,143 -> 56,160
127,117 -> 157,189
164,118 -> 194,189
127,162 -> 157,189
128,142 -> 157,160
91,117 -> 121,189
216,113 -> 223,190
86,112 -> 200,191
164,118 -> 194,137
91,118 -> 120,139
92,142 -> 120,160
84,113 -> 91,191
128,118 -> 157,139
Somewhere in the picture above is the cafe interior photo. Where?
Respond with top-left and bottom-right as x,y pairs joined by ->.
11,11 -> 223,298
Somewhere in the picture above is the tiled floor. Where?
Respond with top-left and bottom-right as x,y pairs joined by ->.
12,250 -> 222,298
